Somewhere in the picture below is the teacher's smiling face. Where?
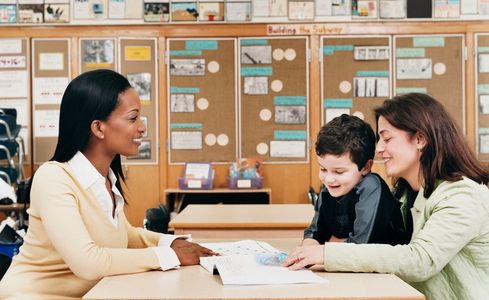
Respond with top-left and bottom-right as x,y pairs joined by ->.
376,116 -> 424,187
99,88 -> 146,157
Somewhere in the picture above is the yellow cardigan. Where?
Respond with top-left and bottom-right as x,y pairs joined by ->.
0,162 -> 162,299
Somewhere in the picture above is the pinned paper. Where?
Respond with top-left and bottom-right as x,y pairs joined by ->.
205,133 -> 217,146
256,142 -> 269,155
217,134 -> 229,146
197,98 -> 209,110
39,53 -> 64,70
186,40 -> 218,50
208,61 -> 220,73
259,109 -> 272,121
125,46 -> 151,61
273,48 -> 284,61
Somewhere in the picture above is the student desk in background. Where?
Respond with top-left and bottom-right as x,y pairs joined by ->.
169,204 -> 314,238
84,238 -> 425,300
164,188 -> 272,213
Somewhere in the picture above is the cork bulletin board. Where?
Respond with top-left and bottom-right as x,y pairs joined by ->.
475,33 -> 489,161
0,38 -> 31,164
79,37 -> 117,73
167,38 -> 237,164
321,35 -> 391,129
32,38 -> 71,164
239,36 -> 309,163
394,34 -> 465,131
119,37 -> 158,164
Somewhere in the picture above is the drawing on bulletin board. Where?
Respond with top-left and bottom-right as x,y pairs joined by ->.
393,34 -> 465,132
79,37 -> 117,72
321,35 -> 391,130
167,38 -> 237,164
239,36 -> 309,163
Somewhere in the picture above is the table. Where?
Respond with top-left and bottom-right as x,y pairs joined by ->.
164,188 -> 272,213
169,204 -> 314,238
84,238 -> 425,300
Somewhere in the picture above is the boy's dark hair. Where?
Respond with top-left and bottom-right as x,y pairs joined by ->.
315,114 -> 376,170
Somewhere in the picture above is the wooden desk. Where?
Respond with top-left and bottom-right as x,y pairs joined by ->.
84,238 -> 425,300
169,204 -> 314,238
164,188 -> 273,213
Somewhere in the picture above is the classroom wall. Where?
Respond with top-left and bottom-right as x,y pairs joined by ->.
0,21 -> 484,225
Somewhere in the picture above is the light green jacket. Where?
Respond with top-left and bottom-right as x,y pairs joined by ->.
323,177 -> 489,300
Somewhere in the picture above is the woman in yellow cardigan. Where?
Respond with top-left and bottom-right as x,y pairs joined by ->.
0,69 -> 215,299
284,93 -> 489,300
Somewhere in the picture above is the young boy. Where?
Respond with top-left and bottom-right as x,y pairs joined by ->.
303,114 -> 409,246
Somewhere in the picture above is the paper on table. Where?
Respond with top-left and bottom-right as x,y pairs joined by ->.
199,240 -> 327,285
200,240 -> 279,273
215,255 -> 326,285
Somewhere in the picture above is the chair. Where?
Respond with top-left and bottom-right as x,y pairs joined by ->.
0,253 -> 12,280
145,204 -> 169,234
307,186 -> 319,207
0,109 -> 24,181
0,113 -> 21,141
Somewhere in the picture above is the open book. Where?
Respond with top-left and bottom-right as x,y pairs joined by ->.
199,240 -> 326,285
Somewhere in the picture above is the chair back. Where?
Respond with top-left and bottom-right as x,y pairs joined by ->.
0,168 -> 18,185
0,141 -> 18,163
0,114 -> 20,140
0,108 -> 17,120
145,204 -> 169,234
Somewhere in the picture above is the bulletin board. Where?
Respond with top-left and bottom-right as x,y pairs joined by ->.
79,37 -> 117,73
394,34 -> 465,131
119,37 -> 158,164
167,38 -> 237,164
475,33 -> 489,161
32,38 -> 71,164
321,35 -> 391,129
0,38 -> 31,164
239,37 -> 309,163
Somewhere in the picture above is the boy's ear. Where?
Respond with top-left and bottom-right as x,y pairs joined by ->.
360,159 -> 373,176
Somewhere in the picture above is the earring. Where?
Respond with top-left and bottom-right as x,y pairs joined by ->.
99,134 -> 104,139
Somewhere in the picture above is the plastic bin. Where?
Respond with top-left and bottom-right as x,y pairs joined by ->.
0,241 -> 22,258
228,177 -> 263,189
178,177 -> 214,189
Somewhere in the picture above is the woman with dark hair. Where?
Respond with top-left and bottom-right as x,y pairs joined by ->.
284,93 -> 489,300
0,69 -> 215,299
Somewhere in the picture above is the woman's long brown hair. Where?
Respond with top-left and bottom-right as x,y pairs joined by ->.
374,93 -> 489,198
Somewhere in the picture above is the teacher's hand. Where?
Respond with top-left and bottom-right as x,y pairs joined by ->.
171,239 -> 218,266
282,245 -> 325,270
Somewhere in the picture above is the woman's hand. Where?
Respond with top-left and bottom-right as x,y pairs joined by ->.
282,245 -> 325,270
171,239 -> 218,266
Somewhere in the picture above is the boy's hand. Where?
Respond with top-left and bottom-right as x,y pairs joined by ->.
301,238 -> 320,246
282,245 -> 324,270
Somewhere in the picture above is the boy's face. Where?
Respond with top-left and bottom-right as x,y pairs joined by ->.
317,152 -> 371,198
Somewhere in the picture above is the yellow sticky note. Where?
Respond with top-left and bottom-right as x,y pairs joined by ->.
125,46 -> 151,61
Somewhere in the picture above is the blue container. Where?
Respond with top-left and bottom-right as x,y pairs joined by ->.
0,241 -> 22,258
